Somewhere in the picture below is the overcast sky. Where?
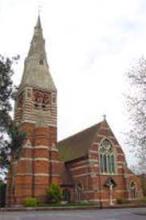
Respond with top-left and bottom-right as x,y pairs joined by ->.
1,0 -> 146,166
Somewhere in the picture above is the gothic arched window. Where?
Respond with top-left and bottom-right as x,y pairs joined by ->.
99,139 -> 116,174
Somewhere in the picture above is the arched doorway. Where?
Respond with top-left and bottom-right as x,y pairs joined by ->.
62,189 -> 71,202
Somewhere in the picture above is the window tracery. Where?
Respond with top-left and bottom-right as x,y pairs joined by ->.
99,139 -> 116,174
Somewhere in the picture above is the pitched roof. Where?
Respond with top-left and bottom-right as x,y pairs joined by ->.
57,121 -> 102,162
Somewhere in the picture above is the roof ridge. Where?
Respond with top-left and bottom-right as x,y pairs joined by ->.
58,120 -> 103,143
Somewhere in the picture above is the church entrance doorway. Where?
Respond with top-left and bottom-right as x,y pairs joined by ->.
63,189 -> 71,202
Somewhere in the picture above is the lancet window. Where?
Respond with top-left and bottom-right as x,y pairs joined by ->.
99,139 -> 116,174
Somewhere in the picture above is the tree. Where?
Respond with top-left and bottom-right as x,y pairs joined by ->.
126,56 -> 146,173
0,55 -> 26,171
0,56 -> 13,132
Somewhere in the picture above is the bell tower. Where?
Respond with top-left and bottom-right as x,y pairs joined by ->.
7,16 -> 61,205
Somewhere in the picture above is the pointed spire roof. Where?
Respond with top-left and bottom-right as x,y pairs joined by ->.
19,16 -> 56,91
36,14 -> 41,29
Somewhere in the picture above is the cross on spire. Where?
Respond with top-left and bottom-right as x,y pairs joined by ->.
38,4 -> 42,16
103,114 -> 106,121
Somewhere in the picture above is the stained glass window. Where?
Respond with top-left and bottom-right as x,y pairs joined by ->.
99,139 -> 116,174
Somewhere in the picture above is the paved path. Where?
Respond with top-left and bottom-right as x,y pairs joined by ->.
0,208 -> 146,220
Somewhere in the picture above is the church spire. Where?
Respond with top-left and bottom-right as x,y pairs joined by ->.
19,15 -> 56,91
36,14 -> 41,29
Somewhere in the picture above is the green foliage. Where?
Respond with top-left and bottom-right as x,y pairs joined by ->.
0,55 -> 16,168
0,55 -> 18,131
0,124 -> 26,169
0,181 -> 6,207
116,198 -> 129,204
23,197 -> 38,207
7,124 -> 26,159
47,183 -> 62,203
0,55 -> 26,169
134,197 -> 146,204
140,197 -> 146,203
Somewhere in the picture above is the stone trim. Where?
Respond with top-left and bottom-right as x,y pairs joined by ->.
34,146 -> 49,149
117,165 -> 123,168
22,120 -> 36,124
16,173 -> 32,176
50,147 -> 59,152
88,150 -> 98,154
73,172 -> 96,178
34,173 -> 49,176
93,164 -> 98,167
117,161 -> 124,165
117,153 -> 125,156
34,173 -> 60,177
20,157 -> 49,161
70,164 -> 90,171
19,158 -> 61,162
50,160 -> 62,163
68,159 -> 89,167
15,173 -> 60,177
47,123 -> 57,127
20,158 -> 32,161
23,145 -> 33,149
34,158 -> 48,161
98,173 -> 118,176
70,163 -> 98,171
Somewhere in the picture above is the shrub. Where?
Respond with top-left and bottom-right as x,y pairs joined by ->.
136,197 -> 146,204
116,198 -> 129,204
79,200 -> 89,205
47,183 -> 62,203
116,198 -> 123,204
23,197 -> 38,207
141,197 -> 146,203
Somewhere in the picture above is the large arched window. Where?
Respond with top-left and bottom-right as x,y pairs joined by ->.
99,139 -> 116,174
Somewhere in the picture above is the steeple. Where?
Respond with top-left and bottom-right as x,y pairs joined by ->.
7,15 -> 61,207
19,15 -> 56,91
15,16 -> 57,127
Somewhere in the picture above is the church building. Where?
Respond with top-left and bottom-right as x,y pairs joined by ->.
6,16 -> 143,207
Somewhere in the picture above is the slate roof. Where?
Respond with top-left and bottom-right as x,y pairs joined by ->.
58,121 -> 102,162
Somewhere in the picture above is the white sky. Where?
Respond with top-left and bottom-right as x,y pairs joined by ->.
1,0 -> 146,166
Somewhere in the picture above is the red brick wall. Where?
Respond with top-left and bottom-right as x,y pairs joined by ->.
61,121 -> 143,206
7,123 -> 61,205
